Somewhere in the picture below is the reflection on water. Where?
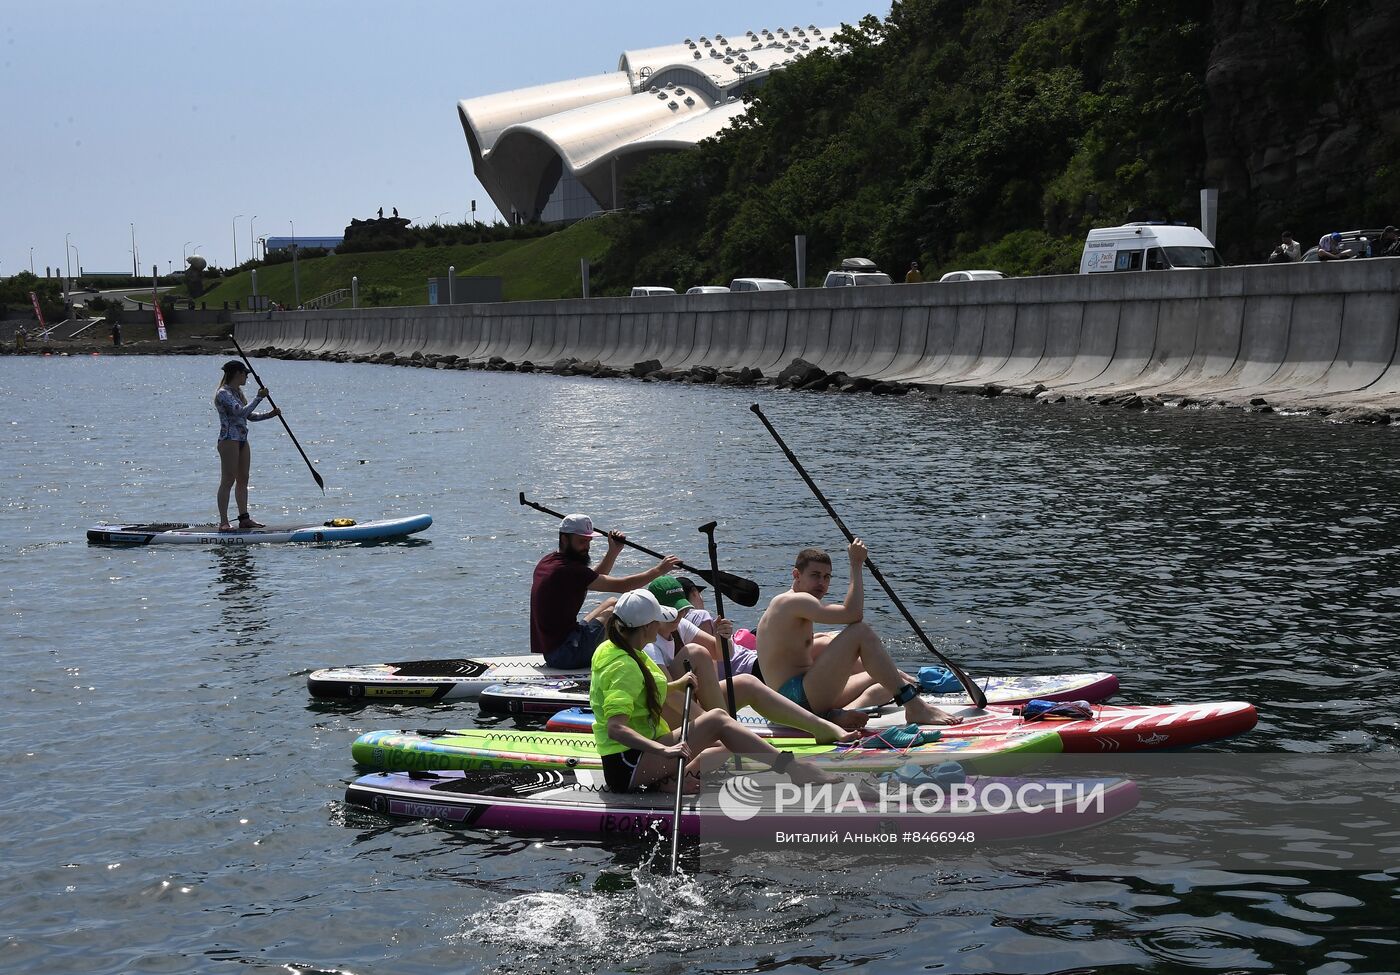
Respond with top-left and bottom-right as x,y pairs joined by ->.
211,546 -> 268,641
1,355 -> 1398,975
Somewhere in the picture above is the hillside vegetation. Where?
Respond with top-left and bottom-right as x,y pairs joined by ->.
200,218 -> 615,309
597,0 -> 1399,292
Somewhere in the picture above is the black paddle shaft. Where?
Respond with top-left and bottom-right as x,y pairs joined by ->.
230,335 -> 326,493
748,404 -> 988,710
669,666 -> 695,875
518,493 -> 760,607
698,521 -> 740,720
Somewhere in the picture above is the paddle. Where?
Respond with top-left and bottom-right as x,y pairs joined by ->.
230,335 -> 325,493
518,493 -> 760,607
698,521 -> 739,719
748,404 -> 988,710
669,663 -> 695,875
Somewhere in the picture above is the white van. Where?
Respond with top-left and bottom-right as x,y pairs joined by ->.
1079,224 -> 1223,274
729,278 -> 792,292
630,286 -> 677,297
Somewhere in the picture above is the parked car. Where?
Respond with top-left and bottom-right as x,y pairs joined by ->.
823,257 -> 892,287
685,285 -> 730,294
630,286 -> 677,297
1079,223 -> 1223,273
729,278 -> 792,292
1300,229 -> 1382,262
938,270 -> 1006,283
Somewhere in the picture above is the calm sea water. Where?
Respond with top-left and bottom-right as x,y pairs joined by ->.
2,354 -> 1397,975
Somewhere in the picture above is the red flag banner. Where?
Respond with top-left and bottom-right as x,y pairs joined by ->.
153,300 -> 168,342
29,292 -> 45,329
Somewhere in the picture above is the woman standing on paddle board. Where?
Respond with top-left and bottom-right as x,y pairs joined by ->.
214,360 -> 279,532
592,589 -> 842,793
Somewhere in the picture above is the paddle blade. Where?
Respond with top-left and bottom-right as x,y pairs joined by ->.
709,570 -> 759,607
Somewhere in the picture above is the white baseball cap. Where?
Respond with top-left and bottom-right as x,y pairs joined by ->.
559,513 -> 603,538
613,589 -> 678,627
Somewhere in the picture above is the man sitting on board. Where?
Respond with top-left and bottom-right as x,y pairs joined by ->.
530,513 -> 679,670
659,573 -> 875,730
757,540 -> 961,726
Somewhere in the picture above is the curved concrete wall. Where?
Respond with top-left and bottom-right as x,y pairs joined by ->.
235,259 -> 1400,410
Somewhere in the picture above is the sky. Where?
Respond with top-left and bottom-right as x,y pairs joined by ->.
1,0 -> 884,279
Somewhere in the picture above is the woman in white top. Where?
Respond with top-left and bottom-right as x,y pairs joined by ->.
646,609 -> 860,744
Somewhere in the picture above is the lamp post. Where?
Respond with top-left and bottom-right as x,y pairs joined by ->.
233,214 -> 244,266
130,223 -> 138,278
289,220 -> 300,307
64,232 -> 72,281
250,215 -> 258,264
183,241 -> 193,263
70,244 -> 80,280
30,247 -> 35,274
435,211 -> 447,226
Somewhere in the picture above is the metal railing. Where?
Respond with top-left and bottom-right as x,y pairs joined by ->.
303,288 -> 350,310
66,317 -> 105,338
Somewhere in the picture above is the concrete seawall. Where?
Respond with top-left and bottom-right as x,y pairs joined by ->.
234,260 -> 1400,414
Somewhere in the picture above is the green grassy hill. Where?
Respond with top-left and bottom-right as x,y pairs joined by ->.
199,218 -> 615,309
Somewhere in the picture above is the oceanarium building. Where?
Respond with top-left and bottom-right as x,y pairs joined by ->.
458,25 -> 838,223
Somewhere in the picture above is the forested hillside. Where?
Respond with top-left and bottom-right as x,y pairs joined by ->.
597,0 -> 1400,291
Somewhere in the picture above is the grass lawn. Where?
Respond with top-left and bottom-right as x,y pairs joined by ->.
197,218 -> 617,310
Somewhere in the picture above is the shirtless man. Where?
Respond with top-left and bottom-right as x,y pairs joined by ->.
757,541 -> 960,726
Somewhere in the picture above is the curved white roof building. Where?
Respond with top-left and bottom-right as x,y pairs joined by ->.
459,24 -> 840,222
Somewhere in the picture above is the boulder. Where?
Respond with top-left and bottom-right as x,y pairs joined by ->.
1330,408 -> 1390,425
631,358 -> 663,378
778,358 -> 826,388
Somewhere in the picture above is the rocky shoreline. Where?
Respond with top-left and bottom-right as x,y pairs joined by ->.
242,346 -> 1400,426
5,340 -> 1393,425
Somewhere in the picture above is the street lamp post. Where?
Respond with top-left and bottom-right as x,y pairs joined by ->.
250,215 -> 258,264
233,214 -> 244,267
183,241 -> 193,263
130,223 -> 137,278
289,219 -> 301,308
64,232 -> 72,281
434,211 -> 448,226
29,247 -> 35,274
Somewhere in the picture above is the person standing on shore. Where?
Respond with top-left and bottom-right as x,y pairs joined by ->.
214,360 -> 279,532
1269,232 -> 1301,263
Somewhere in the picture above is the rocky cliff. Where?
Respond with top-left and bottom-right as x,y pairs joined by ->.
1205,0 -> 1400,253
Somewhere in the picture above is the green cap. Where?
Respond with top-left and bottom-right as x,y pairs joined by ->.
648,575 -> 692,610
